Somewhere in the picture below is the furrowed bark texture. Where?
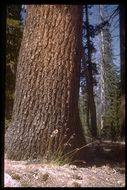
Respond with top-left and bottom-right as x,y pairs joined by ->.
5,5 -> 86,160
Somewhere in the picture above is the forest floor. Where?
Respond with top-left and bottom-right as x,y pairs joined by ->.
4,140 -> 125,187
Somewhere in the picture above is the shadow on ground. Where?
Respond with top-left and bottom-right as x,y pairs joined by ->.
75,140 -> 125,171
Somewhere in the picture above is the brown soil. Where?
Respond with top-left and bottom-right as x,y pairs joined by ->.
4,140 -> 125,187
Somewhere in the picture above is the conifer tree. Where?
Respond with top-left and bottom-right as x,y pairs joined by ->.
5,5 -> 86,161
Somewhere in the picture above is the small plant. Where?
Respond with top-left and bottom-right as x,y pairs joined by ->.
5,119 -> 11,130
41,128 -> 94,166
42,173 -> 49,181
72,174 -> 82,180
11,174 -> 21,180
72,182 -> 81,187
40,128 -> 75,165
21,182 -> 30,187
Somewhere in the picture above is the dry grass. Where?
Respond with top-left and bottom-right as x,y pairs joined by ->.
4,156 -> 125,187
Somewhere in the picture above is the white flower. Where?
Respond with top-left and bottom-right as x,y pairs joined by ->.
50,129 -> 59,137
52,129 -> 58,135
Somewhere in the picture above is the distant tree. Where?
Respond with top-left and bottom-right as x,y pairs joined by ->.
98,11 -> 121,140
99,5 -> 107,133
81,5 -> 98,138
78,94 -> 86,133
80,47 -> 90,132
5,5 -> 86,161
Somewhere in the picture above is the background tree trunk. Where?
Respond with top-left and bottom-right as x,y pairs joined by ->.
85,5 -> 98,138
81,46 -> 90,130
5,5 -> 86,161
99,5 -> 106,133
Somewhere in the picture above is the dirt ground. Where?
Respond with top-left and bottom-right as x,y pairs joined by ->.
4,141 -> 125,187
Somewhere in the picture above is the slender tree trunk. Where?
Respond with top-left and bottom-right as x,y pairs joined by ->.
119,5 -> 125,138
99,5 -> 106,132
85,5 -> 98,138
86,98 -> 90,130
81,46 -> 90,130
5,5 -> 86,161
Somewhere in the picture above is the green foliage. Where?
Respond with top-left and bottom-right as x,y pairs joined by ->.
5,118 -> 11,130
6,5 -> 23,121
78,96 -> 86,128
102,79 -> 121,140
79,95 -> 93,139
80,5 -> 98,138
7,18 -> 21,28
100,24 -> 121,141
81,6 -> 121,141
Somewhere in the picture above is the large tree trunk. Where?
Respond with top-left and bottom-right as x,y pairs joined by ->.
5,5 -> 86,161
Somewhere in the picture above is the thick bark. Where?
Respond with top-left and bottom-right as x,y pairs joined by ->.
85,5 -> 98,138
5,5 -> 86,161
119,5 -> 125,138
